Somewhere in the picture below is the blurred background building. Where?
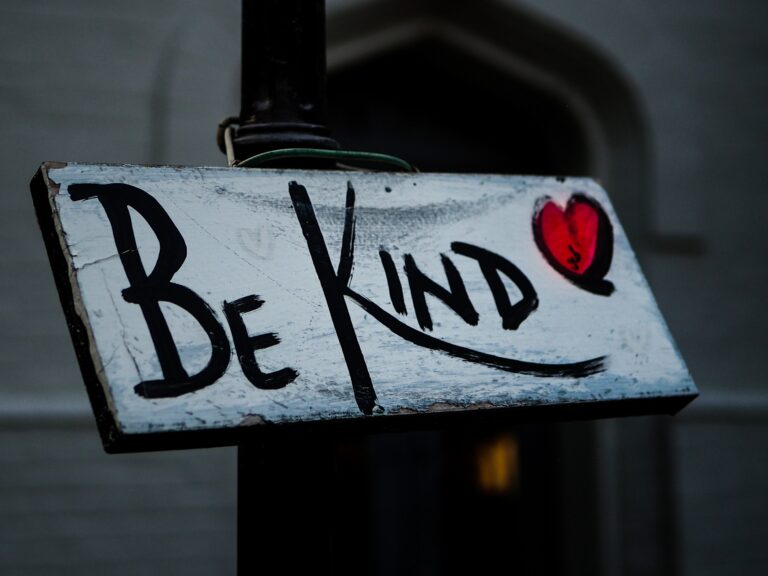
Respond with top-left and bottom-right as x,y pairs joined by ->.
1,0 -> 767,574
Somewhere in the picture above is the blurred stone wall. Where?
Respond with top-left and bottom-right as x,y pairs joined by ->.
1,1 -> 766,574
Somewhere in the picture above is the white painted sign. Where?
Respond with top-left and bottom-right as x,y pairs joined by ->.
33,162 -> 696,451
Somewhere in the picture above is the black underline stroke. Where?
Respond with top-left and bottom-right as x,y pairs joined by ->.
344,287 -> 606,378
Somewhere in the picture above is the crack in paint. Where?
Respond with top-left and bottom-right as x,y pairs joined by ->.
100,344 -> 119,374
101,269 -> 142,380
76,252 -> 119,271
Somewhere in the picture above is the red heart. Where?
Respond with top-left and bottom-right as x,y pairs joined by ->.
533,194 -> 614,294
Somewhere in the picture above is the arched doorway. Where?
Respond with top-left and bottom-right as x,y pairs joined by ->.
323,2 -> 660,574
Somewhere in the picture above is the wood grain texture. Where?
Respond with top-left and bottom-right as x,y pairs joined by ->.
33,163 -> 696,451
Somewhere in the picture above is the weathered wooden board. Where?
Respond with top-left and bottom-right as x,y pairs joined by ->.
32,162 -> 696,451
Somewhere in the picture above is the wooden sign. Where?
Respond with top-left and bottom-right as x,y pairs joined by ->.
32,162 -> 696,451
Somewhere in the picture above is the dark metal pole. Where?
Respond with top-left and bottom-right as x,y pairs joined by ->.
236,2 -> 339,574
238,436 -> 336,575
231,0 -> 339,162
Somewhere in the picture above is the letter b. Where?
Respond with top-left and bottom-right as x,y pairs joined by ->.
69,183 -> 230,398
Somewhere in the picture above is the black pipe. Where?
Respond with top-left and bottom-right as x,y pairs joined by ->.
231,0 -> 339,162
236,2 -> 339,573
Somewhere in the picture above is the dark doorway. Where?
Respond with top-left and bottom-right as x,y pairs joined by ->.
326,39 -> 599,576
329,39 -> 590,175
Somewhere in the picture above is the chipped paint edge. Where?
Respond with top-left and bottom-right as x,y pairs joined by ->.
33,162 -> 125,448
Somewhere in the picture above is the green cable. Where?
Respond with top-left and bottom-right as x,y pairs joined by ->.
235,148 -> 417,172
